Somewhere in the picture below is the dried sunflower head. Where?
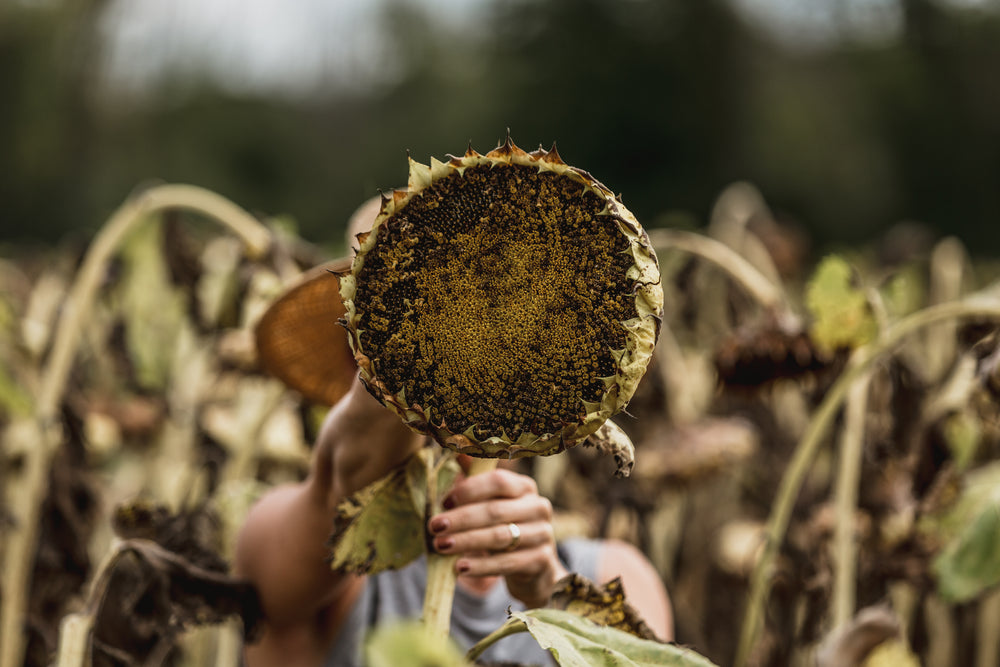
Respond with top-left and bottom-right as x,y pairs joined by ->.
339,136 -> 663,458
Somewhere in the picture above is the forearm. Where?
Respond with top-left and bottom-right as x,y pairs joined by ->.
323,375 -> 426,501
236,373 -> 423,626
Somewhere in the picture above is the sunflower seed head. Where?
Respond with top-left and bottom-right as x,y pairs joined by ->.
341,137 -> 663,457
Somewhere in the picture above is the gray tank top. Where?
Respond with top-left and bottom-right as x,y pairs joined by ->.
325,538 -> 602,666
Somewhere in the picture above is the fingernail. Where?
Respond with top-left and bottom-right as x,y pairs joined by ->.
442,496 -> 456,510
435,537 -> 454,552
456,560 -> 470,574
429,517 -> 449,533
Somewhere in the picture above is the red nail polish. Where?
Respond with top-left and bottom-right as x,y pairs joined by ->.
430,517 -> 448,533
436,537 -> 454,552
442,496 -> 455,510
456,560 -> 470,573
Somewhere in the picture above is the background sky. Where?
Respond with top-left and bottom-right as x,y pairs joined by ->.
97,0 -> 913,96
5,0 -> 1000,259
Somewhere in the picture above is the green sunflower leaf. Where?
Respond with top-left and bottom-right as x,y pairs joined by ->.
468,608 -> 718,667
805,255 -> 877,355
365,621 -> 470,667
924,461 -> 1000,602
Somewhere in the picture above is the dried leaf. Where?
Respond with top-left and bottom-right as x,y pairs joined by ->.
21,270 -> 67,359
118,217 -> 189,391
714,317 -> 841,388
28,436 -> 100,663
328,448 -> 457,574
815,605 -> 900,667
90,539 -> 261,665
112,499 -> 228,572
196,236 -> 243,329
583,420 -> 635,478
55,613 -> 93,667
549,573 -> 659,641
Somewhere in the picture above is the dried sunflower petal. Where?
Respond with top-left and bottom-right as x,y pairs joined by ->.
340,135 -> 663,457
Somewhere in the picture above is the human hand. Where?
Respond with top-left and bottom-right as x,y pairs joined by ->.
427,460 -> 569,609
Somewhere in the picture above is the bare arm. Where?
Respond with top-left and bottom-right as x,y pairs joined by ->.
598,539 -> 674,641
235,374 -> 424,660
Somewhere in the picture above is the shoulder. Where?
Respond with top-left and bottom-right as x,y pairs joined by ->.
558,537 -> 654,581
595,539 -> 653,577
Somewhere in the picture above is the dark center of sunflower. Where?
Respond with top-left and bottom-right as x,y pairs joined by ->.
354,163 -> 636,441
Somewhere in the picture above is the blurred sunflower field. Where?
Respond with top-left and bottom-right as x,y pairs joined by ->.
4,177 -> 1000,666
6,1 -> 1000,665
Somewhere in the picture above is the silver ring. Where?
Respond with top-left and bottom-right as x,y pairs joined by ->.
505,522 -> 521,551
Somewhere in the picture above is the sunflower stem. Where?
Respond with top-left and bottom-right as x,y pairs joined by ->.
423,456 -> 499,639
831,365 -> 872,629
648,228 -> 790,316
466,617 -> 527,662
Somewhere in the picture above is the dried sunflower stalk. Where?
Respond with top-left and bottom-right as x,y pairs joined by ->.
339,135 -> 663,458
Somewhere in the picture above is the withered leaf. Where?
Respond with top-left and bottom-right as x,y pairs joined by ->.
549,573 -> 659,641
582,420 -> 635,478
117,217 -> 189,391
714,318 -> 839,388
112,498 -> 227,572
90,539 -> 261,666
815,605 -> 901,667
328,448 -> 458,574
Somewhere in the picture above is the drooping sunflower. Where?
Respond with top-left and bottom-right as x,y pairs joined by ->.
339,135 -> 663,458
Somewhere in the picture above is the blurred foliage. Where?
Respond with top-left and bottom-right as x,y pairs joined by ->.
805,255 -> 877,354
364,621 -> 470,667
926,461 -> 1000,604
4,175 -> 1000,664
5,4 -> 1000,662
3,0 -> 1000,256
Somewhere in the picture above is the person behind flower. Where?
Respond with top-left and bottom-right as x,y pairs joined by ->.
235,198 -> 673,666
